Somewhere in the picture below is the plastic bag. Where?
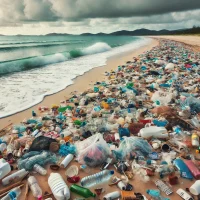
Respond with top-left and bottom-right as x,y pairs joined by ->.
29,136 -> 59,152
75,133 -> 110,167
151,90 -> 173,106
112,136 -> 152,161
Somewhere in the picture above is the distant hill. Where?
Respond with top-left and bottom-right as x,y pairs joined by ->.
46,33 -> 72,36
0,26 -> 199,36
81,27 -> 200,36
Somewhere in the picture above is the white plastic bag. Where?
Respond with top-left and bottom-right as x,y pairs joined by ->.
75,133 -> 110,167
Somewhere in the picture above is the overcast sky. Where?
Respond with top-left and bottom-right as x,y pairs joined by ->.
0,0 -> 200,35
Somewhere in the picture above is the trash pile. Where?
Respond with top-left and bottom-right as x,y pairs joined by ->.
1,39 -> 200,200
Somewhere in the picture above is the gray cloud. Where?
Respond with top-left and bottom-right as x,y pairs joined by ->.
0,0 -> 200,34
0,0 -> 200,24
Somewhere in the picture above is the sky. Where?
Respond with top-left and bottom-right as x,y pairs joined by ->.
0,0 -> 200,35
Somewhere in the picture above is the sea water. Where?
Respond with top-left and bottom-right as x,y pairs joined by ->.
0,35 -> 151,118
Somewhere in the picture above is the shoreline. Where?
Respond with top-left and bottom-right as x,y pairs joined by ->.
0,38 -> 158,129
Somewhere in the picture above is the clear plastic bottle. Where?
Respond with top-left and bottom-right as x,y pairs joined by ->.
28,176 -> 42,199
80,170 -> 114,187
1,187 -> 21,200
33,164 -> 47,175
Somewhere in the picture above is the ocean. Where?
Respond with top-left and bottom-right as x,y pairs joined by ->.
0,35 -> 151,118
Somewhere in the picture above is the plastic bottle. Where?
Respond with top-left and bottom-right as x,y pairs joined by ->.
2,169 -> 28,185
80,170 -> 114,187
28,176 -> 42,199
48,173 -> 70,200
70,184 -> 96,198
0,143 -> 7,153
192,133 -> 199,147
146,189 -> 169,200
60,154 -> 73,168
33,164 -> 47,175
103,191 -> 121,200
138,126 -> 168,139
1,187 -> 21,200
0,158 -> 11,179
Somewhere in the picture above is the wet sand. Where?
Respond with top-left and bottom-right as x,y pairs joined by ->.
0,39 -> 158,130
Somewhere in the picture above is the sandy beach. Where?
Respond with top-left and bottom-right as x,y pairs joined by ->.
0,39 -> 158,130
0,36 -> 200,200
152,35 -> 200,51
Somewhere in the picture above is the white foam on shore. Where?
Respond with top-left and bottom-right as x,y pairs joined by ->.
0,37 -> 152,118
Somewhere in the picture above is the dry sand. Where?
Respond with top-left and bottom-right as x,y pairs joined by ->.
0,39 -> 158,130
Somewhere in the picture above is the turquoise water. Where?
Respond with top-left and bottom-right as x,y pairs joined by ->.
0,35 -> 151,117
0,35 -> 140,76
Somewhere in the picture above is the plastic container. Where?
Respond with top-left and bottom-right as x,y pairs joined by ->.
2,169 -> 28,185
0,158 -> 11,179
28,176 -> 42,199
190,180 -> 200,195
60,154 -> 73,168
80,170 -> 114,187
33,164 -> 47,175
103,191 -> 121,200
48,173 -> 70,200
70,184 -> 96,198
0,143 -> 7,153
138,126 -> 168,138
184,160 -> 200,179
191,133 -> 199,147
1,187 -> 21,200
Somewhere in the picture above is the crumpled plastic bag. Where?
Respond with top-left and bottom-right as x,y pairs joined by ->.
180,96 -> 200,114
151,90 -> 173,105
75,133 -> 111,167
112,136 -> 152,161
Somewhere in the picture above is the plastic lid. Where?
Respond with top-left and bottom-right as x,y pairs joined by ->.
110,170 -> 114,175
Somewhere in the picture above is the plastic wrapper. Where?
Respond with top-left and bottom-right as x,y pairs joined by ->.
75,133 -> 111,167
18,151 -> 57,171
112,136 -> 152,161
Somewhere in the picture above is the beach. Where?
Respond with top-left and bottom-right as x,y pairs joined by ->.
0,38 -> 158,130
1,35 -> 200,200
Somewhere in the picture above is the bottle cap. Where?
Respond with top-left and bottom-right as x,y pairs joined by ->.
110,170 -> 114,175
37,195 -> 42,200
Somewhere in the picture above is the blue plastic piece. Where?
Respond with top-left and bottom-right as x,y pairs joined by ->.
159,83 -> 171,88
58,144 -> 76,157
118,126 -> 130,138
153,119 -> 168,127
173,158 -> 193,180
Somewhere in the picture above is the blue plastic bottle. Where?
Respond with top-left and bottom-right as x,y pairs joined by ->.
146,189 -> 169,200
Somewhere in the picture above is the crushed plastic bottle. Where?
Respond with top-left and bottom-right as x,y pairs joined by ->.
81,170 -> 114,187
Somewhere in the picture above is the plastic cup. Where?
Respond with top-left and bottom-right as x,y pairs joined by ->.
189,180 -> 200,195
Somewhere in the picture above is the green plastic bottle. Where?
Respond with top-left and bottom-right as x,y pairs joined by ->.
70,184 -> 96,198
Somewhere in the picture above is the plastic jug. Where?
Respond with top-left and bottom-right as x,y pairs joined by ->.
138,125 -> 168,138
48,173 -> 70,200
0,158 -> 11,179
